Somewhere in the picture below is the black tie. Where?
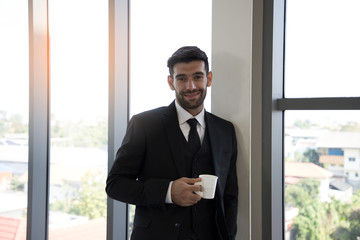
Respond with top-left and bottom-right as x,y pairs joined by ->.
187,118 -> 201,154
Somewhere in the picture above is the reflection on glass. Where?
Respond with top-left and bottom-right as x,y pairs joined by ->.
48,0 -> 108,239
285,0 -> 360,98
129,0 -> 212,237
284,110 -> 360,239
0,0 -> 29,239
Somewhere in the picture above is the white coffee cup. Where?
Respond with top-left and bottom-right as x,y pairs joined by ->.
194,174 -> 218,199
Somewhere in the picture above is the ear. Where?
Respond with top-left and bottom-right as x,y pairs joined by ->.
167,75 -> 175,90
207,71 -> 213,87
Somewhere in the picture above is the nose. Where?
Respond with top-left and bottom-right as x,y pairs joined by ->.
186,79 -> 197,90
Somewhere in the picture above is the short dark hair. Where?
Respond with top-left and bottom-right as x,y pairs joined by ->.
167,46 -> 209,78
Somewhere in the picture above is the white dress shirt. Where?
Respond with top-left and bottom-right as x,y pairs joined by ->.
165,101 -> 206,203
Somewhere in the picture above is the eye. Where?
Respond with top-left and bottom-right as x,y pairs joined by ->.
176,76 -> 187,82
194,74 -> 204,80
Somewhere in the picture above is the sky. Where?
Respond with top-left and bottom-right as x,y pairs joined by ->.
0,0 -> 359,125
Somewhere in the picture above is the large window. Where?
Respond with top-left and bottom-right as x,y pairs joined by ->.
48,0 -> 108,239
1,0 -> 111,239
0,1 -> 29,239
284,111 -> 360,239
2,0 -> 211,239
284,0 -> 360,98
263,0 -> 360,239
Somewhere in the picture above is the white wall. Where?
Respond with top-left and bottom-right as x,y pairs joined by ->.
212,0 -> 263,239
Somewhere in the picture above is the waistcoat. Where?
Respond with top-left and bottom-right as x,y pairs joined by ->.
179,129 -> 218,240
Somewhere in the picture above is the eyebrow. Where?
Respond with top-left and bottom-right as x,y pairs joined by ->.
174,72 -> 205,78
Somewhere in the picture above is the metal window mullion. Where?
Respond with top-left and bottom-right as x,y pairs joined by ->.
262,0 -> 286,239
277,97 -> 360,110
107,0 -> 129,239
27,0 -> 50,239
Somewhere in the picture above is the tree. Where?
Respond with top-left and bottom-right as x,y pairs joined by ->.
50,169 -> 107,220
291,199 -> 327,240
331,210 -> 360,239
10,175 -> 25,191
294,119 -> 313,129
339,121 -> 360,132
331,191 -> 360,239
0,111 -> 28,137
72,169 -> 107,219
51,117 -> 107,148
303,149 -> 322,167
286,178 -> 320,208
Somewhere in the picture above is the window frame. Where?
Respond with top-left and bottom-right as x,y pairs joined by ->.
27,0 -> 50,238
262,0 -> 360,239
107,0 -> 129,239
27,0 -> 129,239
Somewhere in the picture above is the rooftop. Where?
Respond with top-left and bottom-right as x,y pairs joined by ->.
285,162 -> 333,179
330,180 -> 352,191
0,216 -> 106,240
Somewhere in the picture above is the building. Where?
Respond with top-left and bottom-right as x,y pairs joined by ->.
317,132 -> 360,188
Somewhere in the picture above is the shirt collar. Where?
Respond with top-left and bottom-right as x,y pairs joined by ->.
175,100 -> 205,128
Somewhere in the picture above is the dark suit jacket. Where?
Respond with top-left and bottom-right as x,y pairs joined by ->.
106,101 -> 238,240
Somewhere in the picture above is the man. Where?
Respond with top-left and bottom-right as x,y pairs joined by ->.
106,46 -> 238,240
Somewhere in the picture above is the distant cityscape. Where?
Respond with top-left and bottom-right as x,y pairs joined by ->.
0,133 -> 107,239
1,120 -> 360,239
284,126 -> 360,239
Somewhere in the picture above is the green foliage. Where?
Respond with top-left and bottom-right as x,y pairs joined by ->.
51,117 -> 107,148
330,191 -> 360,239
72,169 -> 107,219
347,210 -> 360,239
10,175 -> 25,191
0,111 -> 28,137
330,226 -> 351,240
285,179 -> 320,208
303,149 -> 322,167
50,169 -> 107,220
292,199 -> 327,240
0,110 -> 107,147
339,121 -> 360,132
290,186 -> 360,239
294,119 -> 313,129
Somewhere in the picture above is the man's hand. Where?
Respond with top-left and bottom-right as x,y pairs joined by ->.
171,177 -> 202,207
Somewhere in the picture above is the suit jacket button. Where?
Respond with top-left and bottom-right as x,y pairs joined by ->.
175,223 -> 180,228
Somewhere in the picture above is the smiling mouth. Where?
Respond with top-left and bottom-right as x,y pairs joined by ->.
184,90 -> 201,98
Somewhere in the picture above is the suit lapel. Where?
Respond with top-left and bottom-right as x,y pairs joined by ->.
161,102 -> 187,177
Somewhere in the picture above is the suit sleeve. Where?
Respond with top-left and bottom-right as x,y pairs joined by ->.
105,115 -> 170,208
224,124 -> 238,239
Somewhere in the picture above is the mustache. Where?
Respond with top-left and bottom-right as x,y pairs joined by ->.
182,89 -> 203,94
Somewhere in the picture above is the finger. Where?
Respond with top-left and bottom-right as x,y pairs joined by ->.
190,193 -> 202,203
182,177 -> 201,185
191,184 -> 202,192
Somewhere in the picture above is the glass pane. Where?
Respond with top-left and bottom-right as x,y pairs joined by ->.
48,1 -> 108,239
284,0 -> 360,98
284,110 -> 360,239
129,0 -> 212,237
129,0 -> 212,116
0,0 -> 29,239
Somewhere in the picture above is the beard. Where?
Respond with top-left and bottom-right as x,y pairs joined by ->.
175,88 -> 207,110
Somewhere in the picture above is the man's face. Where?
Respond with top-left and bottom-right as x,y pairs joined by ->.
167,60 -> 212,116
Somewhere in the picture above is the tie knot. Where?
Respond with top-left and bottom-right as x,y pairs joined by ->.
187,118 -> 198,129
